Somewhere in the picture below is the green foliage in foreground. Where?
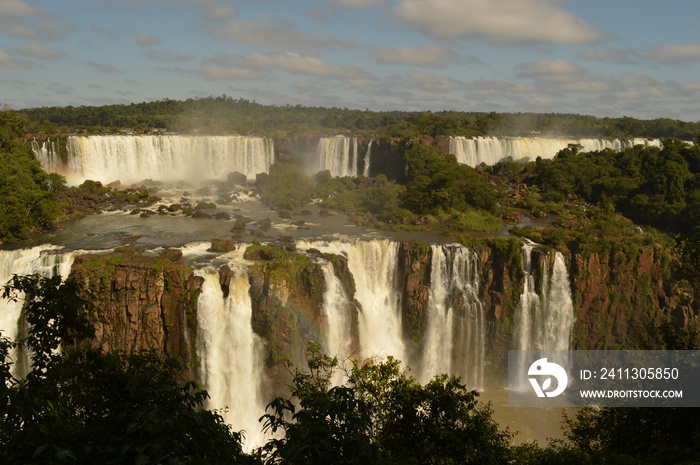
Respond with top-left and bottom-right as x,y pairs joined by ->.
0,274 -> 251,464
259,343 -> 512,465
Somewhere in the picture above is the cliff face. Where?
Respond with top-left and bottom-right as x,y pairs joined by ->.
397,241 -> 432,362
245,246 -> 360,395
69,247 -> 202,366
66,240 -> 696,388
570,245 -> 696,349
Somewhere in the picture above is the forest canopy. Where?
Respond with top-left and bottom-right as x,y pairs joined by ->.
16,95 -> 700,140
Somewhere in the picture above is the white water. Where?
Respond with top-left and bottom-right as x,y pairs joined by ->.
315,136 -> 360,178
30,139 -> 64,174
362,140 -> 372,177
195,262 -> 266,450
0,245 -> 83,376
299,239 -> 406,363
0,246 -> 78,342
421,245 -> 485,389
35,135 -> 274,184
515,243 -> 574,352
449,136 -> 663,166
318,259 -> 355,384
318,260 -> 354,359
513,242 -> 574,388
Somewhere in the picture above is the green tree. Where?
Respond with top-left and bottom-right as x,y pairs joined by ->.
0,274 -> 252,464
260,344 -> 512,465
0,110 -> 66,242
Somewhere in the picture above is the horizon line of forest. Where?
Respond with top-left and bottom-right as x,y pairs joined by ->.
15,95 -> 700,141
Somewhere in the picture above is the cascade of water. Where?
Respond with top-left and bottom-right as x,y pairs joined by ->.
315,136 -> 359,177
317,259 -> 356,385
30,139 -> 64,174
0,246 -> 78,341
59,135 -> 274,184
0,245 -> 84,376
362,140 -> 372,177
298,238 -> 405,362
515,243 -> 574,351
514,242 -> 540,353
318,260 -> 354,359
538,252 -> 575,351
513,242 -> 574,388
195,262 -> 266,450
420,245 -> 485,389
449,136 -> 664,167
421,245 -> 453,381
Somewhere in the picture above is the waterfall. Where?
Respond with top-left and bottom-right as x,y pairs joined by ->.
315,136 -> 359,177
420,245 -> 485,389
31,139 -> 64,174
513,242 -> 574,389
362,140 -> 372,177
317,259 -> 355,384
449,136 -> 663,167
0,245 -> 79,342
318,260 -> 354,359
195,263 -> 266,450
514,243 -> 573,352
0,245 -> 81,376
47,135 -> 274,184
299,239 -> 405,362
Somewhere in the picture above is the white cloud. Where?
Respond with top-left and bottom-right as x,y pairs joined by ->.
577,48 -> 639,65
210,20 -> 356,53
405,70 -> 465,91
0,0 -> 47,39
237,51 -> 378,87
465,80 -> 536,97
47,82 -> 74,94
648,43 -> 700,63
15,41 -> 65,60
172,66 -> 262,81
334,0 -> 385,8
136,34 -> 160,46
517,58 -> 611,93
123,0 -> 235,22
392,0 -> 602,46
86,61 -> 122,74
0,0 -> 73,41
372,44 -> 457,67
147,49 -> 193,63
518,58 -> 586,80
0,47 -> 31,68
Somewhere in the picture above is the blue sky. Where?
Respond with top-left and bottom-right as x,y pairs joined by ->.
1,0 -> 700,121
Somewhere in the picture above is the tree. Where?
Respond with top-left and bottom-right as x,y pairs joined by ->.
0,274 -> 253,464
0,110 -> 66,243
259,343 -> 512,465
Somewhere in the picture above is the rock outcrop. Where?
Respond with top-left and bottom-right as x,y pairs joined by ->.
70,246 -> 203,369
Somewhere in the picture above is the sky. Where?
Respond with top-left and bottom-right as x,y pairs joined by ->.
1,0 -> 700,121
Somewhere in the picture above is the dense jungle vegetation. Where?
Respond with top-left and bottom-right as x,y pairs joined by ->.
17,95 -> 700,140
